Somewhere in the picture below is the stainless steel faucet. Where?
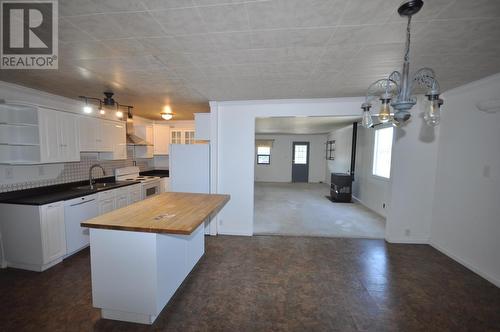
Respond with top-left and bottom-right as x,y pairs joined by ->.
89,164 -> 106,189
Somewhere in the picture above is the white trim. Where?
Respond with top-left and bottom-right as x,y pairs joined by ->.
352,195 -> 386,219
214,96 -> 364,107
217,230 -> 253,237
385,237 -> 429,244
430,241 -> 500,288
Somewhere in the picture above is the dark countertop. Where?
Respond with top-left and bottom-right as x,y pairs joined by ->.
140,169 -> 169,178
0,177 -> 140,206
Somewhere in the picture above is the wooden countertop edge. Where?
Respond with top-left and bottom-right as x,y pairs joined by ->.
81,194 -> 230,235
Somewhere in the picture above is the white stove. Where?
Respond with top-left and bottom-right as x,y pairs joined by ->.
115,166 -> 162,199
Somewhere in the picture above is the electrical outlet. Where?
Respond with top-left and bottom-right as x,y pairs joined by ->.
5,167 -> 13,179
38,166 -> 45,176
405,229 -> 411,237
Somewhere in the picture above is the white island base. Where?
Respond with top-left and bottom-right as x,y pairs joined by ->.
89,223 -> 205,325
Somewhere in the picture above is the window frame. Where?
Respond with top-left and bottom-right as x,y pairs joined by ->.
256,146 -> 271,165
372,126 -> 394,180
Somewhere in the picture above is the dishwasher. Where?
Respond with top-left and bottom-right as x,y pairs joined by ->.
64,194 -> 99,257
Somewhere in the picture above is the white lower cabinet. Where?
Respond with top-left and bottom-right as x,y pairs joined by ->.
0,183 -> 146,272
0,201 -> 66,271
40,202 -> 67,264
160,177 -> 170,193
128,184 -> 142,204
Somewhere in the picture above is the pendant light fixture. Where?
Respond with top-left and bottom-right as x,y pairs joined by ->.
79,92 -> 133,120
360,0 -> 444,128
160,105 -> 174,121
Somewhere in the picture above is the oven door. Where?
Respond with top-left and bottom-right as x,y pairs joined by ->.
142,181 -> 161,199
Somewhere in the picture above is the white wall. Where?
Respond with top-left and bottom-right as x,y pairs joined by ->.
326,124 -> 353,183
255,134 -> 327,183
430,74 -> 500,287
352,126 -> 391,217
210,98 -> 363,236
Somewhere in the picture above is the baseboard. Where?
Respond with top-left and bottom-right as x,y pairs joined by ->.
385,236 -> 430,244
352,195 -> 386,219
217,230 -> 253,237
430,241 -> 500,288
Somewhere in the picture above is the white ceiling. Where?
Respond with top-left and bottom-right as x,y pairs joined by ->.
256,116 -> 360,134
1,0 -> 499,120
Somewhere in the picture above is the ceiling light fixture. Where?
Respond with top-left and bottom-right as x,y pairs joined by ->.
160,105 -> 174,121
361,0 -> 444,128
78,92 -> 133,121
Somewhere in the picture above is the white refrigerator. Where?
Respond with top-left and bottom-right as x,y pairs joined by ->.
169,143 -> 211,234
169,143 -> 210,194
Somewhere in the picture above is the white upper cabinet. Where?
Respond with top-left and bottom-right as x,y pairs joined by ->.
99,120 -> 115,152
194,113 -> 210,140
153,124 -> 170,155
39,108 -> 80,163
79,116 -> 100,152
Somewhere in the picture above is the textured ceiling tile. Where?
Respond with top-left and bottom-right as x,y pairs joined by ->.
59,41 -> 116,59
251,47 -> 325,64
437,0 -> 500,19
197,3 -> 250,32
174,34 -> 216,52
59,18 -> 95,42
250,27 -> 334,49
59,0 -> 146,17
154,52 -> 194,67
104,39 -> 151,56
67,12 -> 165,40
152,7 -> 207,35
340,0 -> 401,25
329,23 -> 408,45
138,37 -> 182,54
142,0 -> 195,10
210,31 -> 253,50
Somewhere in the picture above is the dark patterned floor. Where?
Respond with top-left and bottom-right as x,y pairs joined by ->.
1,236 -> 499,332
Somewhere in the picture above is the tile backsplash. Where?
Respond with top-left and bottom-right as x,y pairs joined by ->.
0,153 -> 152,193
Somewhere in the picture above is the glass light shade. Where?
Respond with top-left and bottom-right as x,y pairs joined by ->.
116,110 -> 123,118
424,99 -> 441,127
83,105 -> 92,114
378,101 -> 391,123
361,110 -> 373,128
161,112 -> 173,120
99,109 -> 106,115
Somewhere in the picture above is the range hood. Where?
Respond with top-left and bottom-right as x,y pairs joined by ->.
126,115 -> 153,146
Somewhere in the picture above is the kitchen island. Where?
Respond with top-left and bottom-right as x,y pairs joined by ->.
81,192 -> 230,325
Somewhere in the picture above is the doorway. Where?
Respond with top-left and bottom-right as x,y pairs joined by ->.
292,142 -> 309,183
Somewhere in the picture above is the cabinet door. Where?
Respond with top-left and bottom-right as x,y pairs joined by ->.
184,130 -> 195,144
99,198 -> 115,215
116,194 -> 128,209
79,116 -> 99,151
128,185 -> 142,204
154,124 -> 170,155
113,122 -> 127,160
171,130 -> 182,144
39,108 -> 62,162
59,112 -> 80,162
40,202 -> 66,264
99,120 -> 114,152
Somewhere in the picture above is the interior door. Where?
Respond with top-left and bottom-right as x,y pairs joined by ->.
292,142 -> 310,183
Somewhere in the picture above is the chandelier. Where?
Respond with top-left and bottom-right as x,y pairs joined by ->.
361,0 -> 443,129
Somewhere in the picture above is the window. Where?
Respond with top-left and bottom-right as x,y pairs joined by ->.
293,144 -> 308,164
372,127 -> 394,179
185,131 -> 195,144
257,146 -> 271,165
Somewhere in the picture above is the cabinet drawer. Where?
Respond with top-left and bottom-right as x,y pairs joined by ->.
98,189 -> 115,200
114,186 -> 129,196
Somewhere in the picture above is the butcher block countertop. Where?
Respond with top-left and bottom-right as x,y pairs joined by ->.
81,192 -> 230,235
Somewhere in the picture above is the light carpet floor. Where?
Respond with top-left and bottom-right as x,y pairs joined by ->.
254,182 -> 385,239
